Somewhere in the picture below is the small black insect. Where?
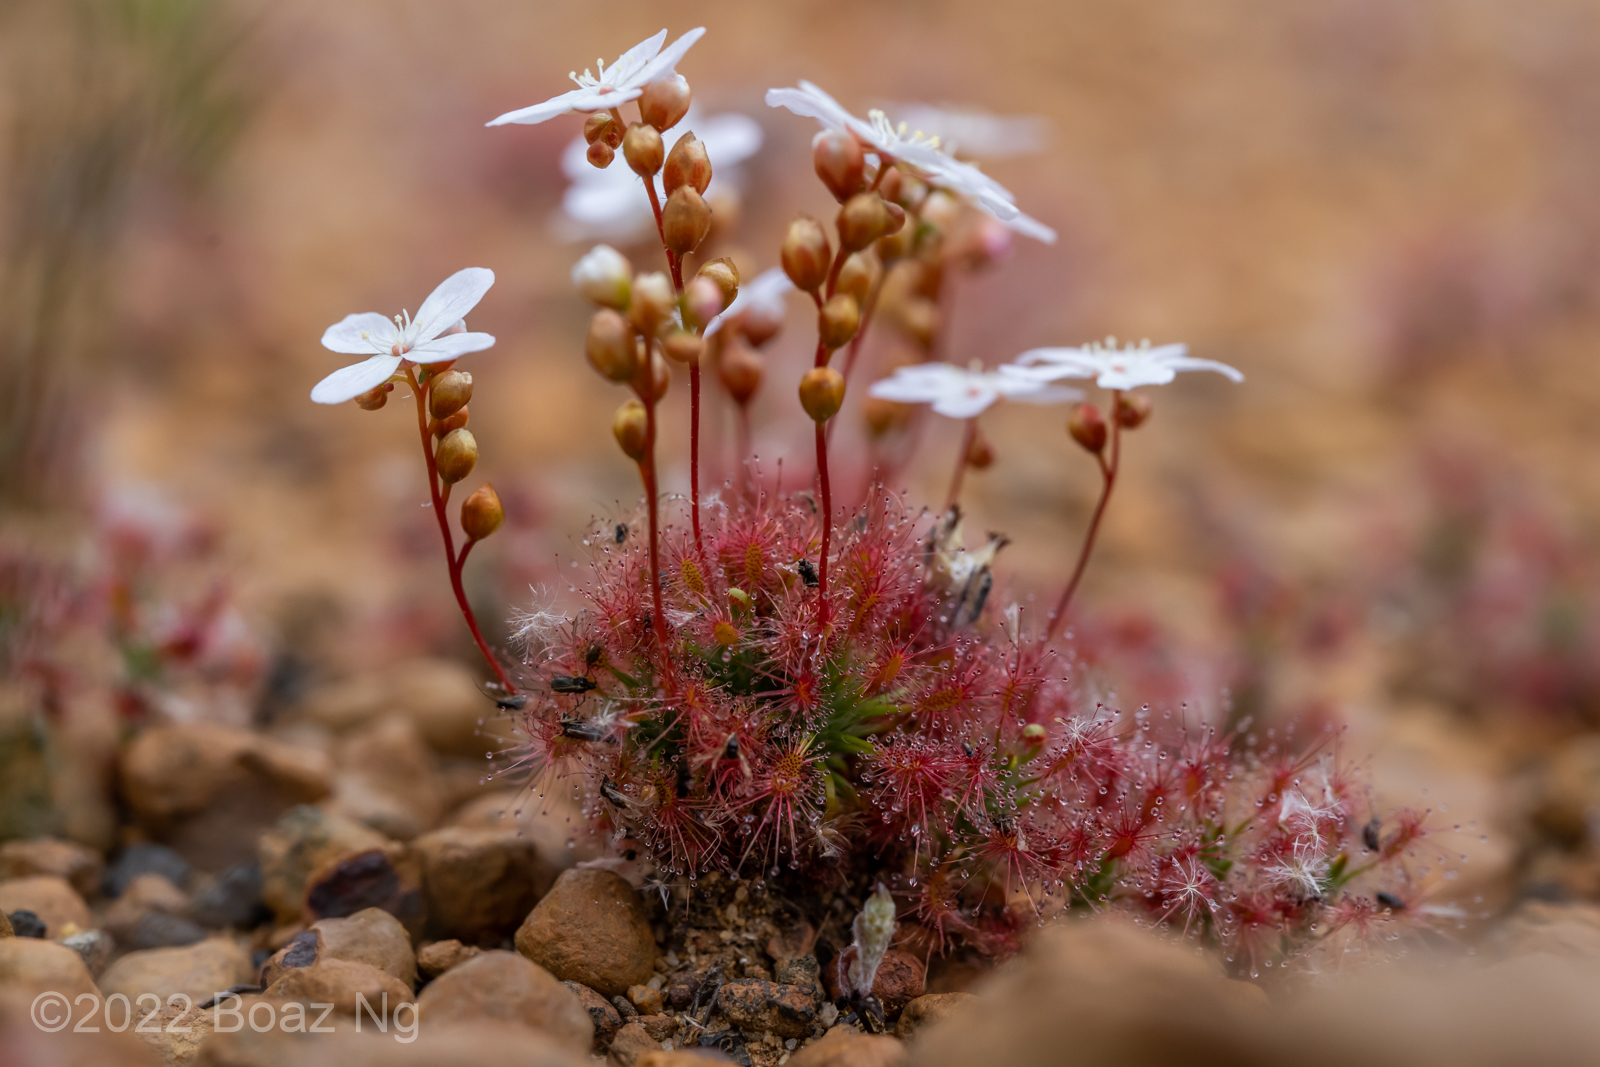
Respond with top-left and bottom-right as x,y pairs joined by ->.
559,717 -> 608,742
797,559 -> 819,588
584,643 -> 605,668
1362,816 -> 1382,852
495,694 -> 528,711
614,523 -> 629,544
962,742 -> 976,758
599,774 -> 629,807
550,674 -> 597,694
723,735 -> 740,760
1376,891 -> 1405,911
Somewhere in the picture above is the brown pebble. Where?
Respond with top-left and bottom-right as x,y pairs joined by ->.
563,980 -> 623,1051
896,992 -> 976,1041
607,1020 -> 662,1067
665,969 -> 700,1010
629,982 -> 665,1015
515,867 -> 656,997
824,948 -> 926,1017
789,1027 -> 905,1067
717,977 -> 817,1038
416,950 -> 592,1053
635,1013 -> 679,1041
418,938 -> 484,978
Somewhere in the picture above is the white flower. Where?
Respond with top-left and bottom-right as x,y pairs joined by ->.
1006,338 -> 1243,391
1263,841 -> 1330,899
765,81 -> 1024,225
879,104 -> 1048,159
555,108 -> 763,241
704,267 -> 792,339
485,28 -> 706,127
311,268 -> 495,405
869,361 -> 1082,419
571,244 -> 632,309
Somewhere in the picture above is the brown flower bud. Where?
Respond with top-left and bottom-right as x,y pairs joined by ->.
622,122 -> 663,177
355,382 -> 392,411
718,341 -> 764,404
663,131 -> 712,197
429,369 -> 473,419
633,347 -> 670,401
836,253 -> 876,306
966,428 -> 995,469
436,428 -> 478,483
628,272 -> 675,335
876,226 -> 911,261
586,141 -> 614,168
586,308 -> 638,382
799,366 -> 846,422
1117,393 -> 1152,429
899,297 -> 940,349
819,293 -> 860,350
612,399 -> 648,461
662,186 -> 712,254
812,128 -> 866,202
583,113 -> 613,145
663,331 -> 705,365
863,395 -> 910,437
431,406 -> 469,438
460,483 -> 505,541
1068,403 -> 1107,454
781,216 -> 831,292
696,257 -> 739,306
741,302 -> 783,348
837,193 -> 905,252
640,74 -> 692,130
921,190 -> 962,233
878,165 -> 928,211
683,275 -> 725,330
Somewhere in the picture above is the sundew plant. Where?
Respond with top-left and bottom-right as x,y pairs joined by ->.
309,26 -> 1439,974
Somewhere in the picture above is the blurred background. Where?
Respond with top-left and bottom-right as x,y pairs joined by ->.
4,0 -> 1600,910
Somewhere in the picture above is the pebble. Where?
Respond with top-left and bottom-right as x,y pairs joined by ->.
717,978 -> 818,1038
0,910 -> 11,938
328,717 -> 444,841
104,842 -> 191,897
0,936 -> 100,998
418,939 -> 483,978
103,871 -> 193,942
665,969 -> 700,1010
417,950 -> 593,1053
607,1020 -> 664,1067
299,658 -> 510,758
303,847 -> 425,935
313,906 -> 417,987
775,953 -> 823,996
99,937 -> 255,1003
629,982 -> 665,1015
787,1027 -> 905,1067
258,929 -> 321,986
191,859 -> 268,928
0,874 -> 91,939
894,993 -> 976,1041
635,1014 -> 679,1042
202,1018 -> 591,1067
62,928 -> 116,976
412,826 -> 552,944
7,910 -> 46,938
0,837 -> 105,898
123,912 -> 208,950
562,980 -> 623,1049
256,805 -> 393,923
266,956 -> 413,1018
823,949 -> 925,1017
515,867 -> 657,997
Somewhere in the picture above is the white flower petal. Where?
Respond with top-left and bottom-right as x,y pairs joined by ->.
931,388 -> 999,419
487,86 -> 625,127
634,27 -> 705,85
412,268 -> 495,342
1007,383 -> 1084,404
1096,365 -> 1176,389
611,29 -> 669,78
765,81 -> 856,131
310,354 -> 401,405
321,312 -> 396,355
698,112 -> 764,166
409,332 -> 496,363
1164,356 -> 1244,382
1005,211 -> 1057,244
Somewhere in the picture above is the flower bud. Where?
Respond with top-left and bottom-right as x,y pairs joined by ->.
663,331 -> 704,365
460,483 -> 505,541
628,272 -> 675,335
432,405 -> 469,438
663,131 -> 712,197
695,257 -> 739,306
634,346 -> 670,401
837,193 -> 903,252
622,122 -> 663,177
1068,403 -> 1107,454
966,428 -> 995,469
718,341 -> 764,404
819,293 -> 860,350
612,399 -> 648,461
572,244 -> 632,310
586,308 -> 638,382
741,302 -> 783,348
879,165 -> 928,211
586,141 -> 614,168
921,190 -> 962,233
812,128 -> 866,202
1117,393 -> 1152,429
640,74 -> 692,130
429,369 -> 473,419
583,113 -> 612,145
781,216 -> 831,292
683,275 -> 725,329
876,226 -> 911,261
836,253 -> 876,306
728,586 -> 752,611
1022,722 -> 1047,744
355,382 -> 392,411
798,366 -> 846,422
436,428 -> 478,483
662,186 -> 712,254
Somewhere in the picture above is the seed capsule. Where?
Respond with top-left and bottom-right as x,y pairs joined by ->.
572,244 -> 633,310
718,342 -> 764,405
781,216 -> 832,293
812,128 -> 866,202
696,258 -> 739,306
612,399 -> 648,461
431,405 -> 469,438
429,369 -> 473,419
837,193 -> 903,252
622,122 -> 664,177
586,141 -> 614,168
879,165 -> 928,211
1117,393 -> 1152,429
460,483 -> 504,541
639,74 -> 692,130
683,275 -> 725,330
819,293 -> 860,350
799,366 -> 846,422
1068,403 -> 1107,454
662,186 -> 712,254
628,272 -> 675,335
354,382 -> 392,411
583,113 -> 613,145
586,308 -> 639,382
435,428 -> 478,483
966,428 -> 995,469
633,347 -> 670,402
663,331 -> 705,365
663,131 -> 712,197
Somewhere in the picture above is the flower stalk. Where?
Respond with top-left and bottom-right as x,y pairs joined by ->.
1046,389 -> 1122,640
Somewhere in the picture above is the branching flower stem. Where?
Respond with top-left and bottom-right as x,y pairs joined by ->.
1046,388 -> 1123,641
404,365 -> 516,693
637,342 -> 671,651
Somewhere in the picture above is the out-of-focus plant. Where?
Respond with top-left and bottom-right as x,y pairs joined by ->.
0,0 -> 254,506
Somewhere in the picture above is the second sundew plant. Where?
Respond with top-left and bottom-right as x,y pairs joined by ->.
310,26 -> 1444,974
